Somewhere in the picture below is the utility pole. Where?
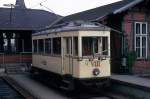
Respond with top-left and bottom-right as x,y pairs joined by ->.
3,4 -> 16,24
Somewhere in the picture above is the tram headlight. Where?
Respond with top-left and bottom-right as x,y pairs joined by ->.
93,68 -> 100,76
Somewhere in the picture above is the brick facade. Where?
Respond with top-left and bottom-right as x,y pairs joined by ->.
123,11 -> 150,74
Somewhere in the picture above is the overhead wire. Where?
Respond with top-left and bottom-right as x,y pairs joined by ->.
39,3 -> 55,14
28,0 -> 58,16
26,0 -> 64,31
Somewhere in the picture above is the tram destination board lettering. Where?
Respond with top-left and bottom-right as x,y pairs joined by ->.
91,61 -> 101,67
85,60 -> 101,67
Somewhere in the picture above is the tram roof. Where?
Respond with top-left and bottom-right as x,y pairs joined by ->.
32,21 -> 111,36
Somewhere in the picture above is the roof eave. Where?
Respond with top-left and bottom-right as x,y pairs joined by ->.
92,0 -> 144,22
113,0 -> 143,14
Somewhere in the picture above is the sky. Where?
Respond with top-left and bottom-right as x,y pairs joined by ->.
0,0 -> 121,16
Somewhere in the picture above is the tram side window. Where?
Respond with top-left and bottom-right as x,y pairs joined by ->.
65,37 -> 78,56
33,40 -> 37,53
45,38 -> 51,54
82,37 -> 98,56
53,38 -> 61,55
102,37 -> 108,55
38,39 -> 44,53
73,37 -> 78,56
65,37 -> 72,54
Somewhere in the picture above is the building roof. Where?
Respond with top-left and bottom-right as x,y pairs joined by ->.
0,0 -> 61,30
58,0 -> 144,24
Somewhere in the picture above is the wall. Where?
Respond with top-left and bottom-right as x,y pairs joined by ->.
0,54 -> 32,64
123,10 -> 150,74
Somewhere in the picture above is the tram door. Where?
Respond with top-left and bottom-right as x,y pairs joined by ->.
63,37 -> 73,75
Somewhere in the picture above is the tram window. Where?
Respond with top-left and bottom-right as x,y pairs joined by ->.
38,39 -> 44,53
45,38 -> 51,54
73,37 -> 78,56
33,40 -> 37,53
102,37 -> 108,55
53,38 -> 61,55
66,38 -> 72,54
82,37 -> 98,56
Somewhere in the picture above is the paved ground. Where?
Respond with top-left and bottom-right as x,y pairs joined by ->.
111,75 -> 150,99
8,74 -> 112,99
9,74 -> 67,99
2,73 -> 144,99
111,75 -> 150,89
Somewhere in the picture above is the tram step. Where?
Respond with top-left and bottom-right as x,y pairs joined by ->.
60,84 -> 74,91
60,79 -> 74,91
62,79 -> 71,84
60,86 -> 70,91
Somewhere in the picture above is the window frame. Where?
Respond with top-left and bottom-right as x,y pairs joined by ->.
44,38 -> 52,54
52,37 -> 61,55
134,22 -> 148,59
82,36 -> 109,56
65,37 -> 72,55
33,40 -> 38,53
73,37 -> 78,56
38,39 -> 44,53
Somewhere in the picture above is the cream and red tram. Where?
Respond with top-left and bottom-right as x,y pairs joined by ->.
31,22 -> 111,90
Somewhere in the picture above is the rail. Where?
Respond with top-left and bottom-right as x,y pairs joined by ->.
2,76 -> 35,99
0,77 -> 24,99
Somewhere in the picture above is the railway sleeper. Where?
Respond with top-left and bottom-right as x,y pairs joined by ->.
2,76 -> 35,99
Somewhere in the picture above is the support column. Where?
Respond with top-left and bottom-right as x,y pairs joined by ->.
23,32 -> 32,52
0,33 -> 4,52
20,33 -> 25,52
16,33 -> 22,52
6,33 -> 13,53
78,36 -> 82,57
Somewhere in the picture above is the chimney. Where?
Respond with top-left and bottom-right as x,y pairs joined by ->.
15,0 -> 26,9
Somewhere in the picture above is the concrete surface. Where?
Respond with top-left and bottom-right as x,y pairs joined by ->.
111,74 -> 150,99
111,75 -> 150,89
8,74 -> 67,99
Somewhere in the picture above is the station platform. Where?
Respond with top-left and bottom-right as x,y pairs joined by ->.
110,74 -> 150,99
111,74 -> 150,91
7,74 -> 67,99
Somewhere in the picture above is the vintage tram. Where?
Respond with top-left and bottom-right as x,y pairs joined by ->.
31,21 -> 111,90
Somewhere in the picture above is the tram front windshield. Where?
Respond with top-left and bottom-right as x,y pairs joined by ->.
82,37 -> 108,56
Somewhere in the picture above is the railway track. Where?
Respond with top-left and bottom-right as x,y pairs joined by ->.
33,76 -> 132,99
69,86 -> 132,99
0,76 -> 35,99
0,77 -> 24,99
0,74 -> 132,99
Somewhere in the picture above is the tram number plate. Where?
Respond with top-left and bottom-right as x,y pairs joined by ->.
91,61 -> 101,67
85,61 -> 101,67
